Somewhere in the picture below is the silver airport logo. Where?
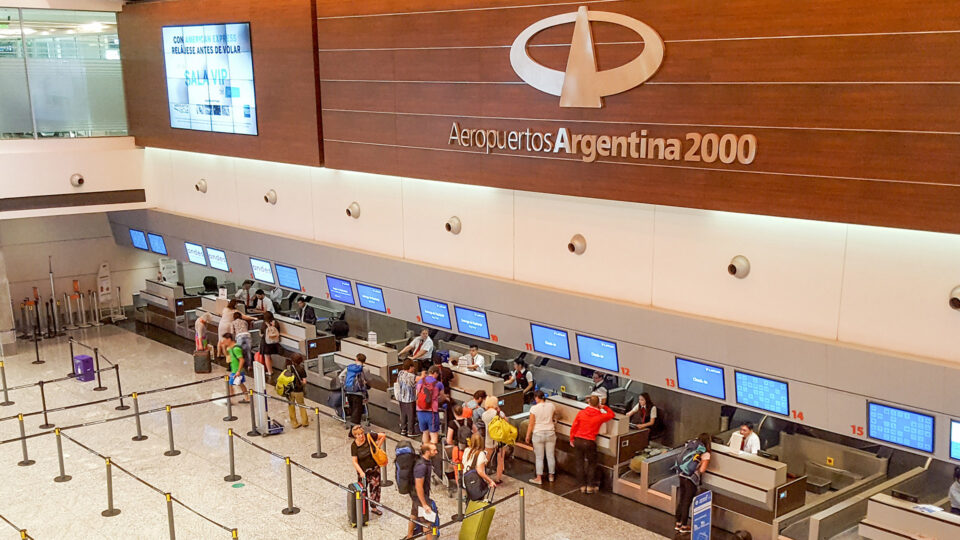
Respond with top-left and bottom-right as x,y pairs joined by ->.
509,6 -> 665,108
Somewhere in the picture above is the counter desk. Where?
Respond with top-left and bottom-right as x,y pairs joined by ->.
859,493 -> 960,540
137,280 -> 201,338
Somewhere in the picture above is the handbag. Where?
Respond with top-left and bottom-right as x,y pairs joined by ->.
462,450 -> 490,501
368,434 -> 388,467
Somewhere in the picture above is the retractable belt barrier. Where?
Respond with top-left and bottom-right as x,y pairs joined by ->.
0,512 -> 33,540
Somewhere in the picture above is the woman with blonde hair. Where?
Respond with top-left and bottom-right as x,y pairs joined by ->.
461,432 -> 496,500
480,395 -> 506,484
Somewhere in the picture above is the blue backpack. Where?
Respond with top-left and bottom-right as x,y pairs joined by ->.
344,365 -> 365,394
395,441 -> 416,495
675,439 -> 707,478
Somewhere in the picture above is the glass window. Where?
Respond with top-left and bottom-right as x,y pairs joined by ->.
0,8 -> 127,139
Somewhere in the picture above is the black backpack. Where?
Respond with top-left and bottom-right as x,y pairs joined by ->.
456,418 -> 473,447
395,441 -> 416,495
461,450 -> 489,501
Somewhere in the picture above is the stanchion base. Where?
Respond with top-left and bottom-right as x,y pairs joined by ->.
93,386 -> 107,392
67,373 -> 76,378
223,415 -> 237,422
17,460 -> 35,467
54,475 -> 72,483
224,474 -> 241,482
382,479 -> 394,487
247,430 -> 260,437
101,509 -> 121,518
115,405 -> 130,411
39,423 -> 54,429
163,450 -> 181,457
310,452 -> 327,459
450,514 -> 463,521
131,435 -> 148,442
31,360 -> 45,365
0,401 -> 13,407
281,507 -> 300,515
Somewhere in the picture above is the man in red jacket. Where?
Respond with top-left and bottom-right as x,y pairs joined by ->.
569,395 -> 615,494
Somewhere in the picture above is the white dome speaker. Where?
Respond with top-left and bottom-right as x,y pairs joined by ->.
346,201 -> 361,219
949,285 -> 960,310
567,234 -> 587,255
445,216 -> 462,235
264,189 -> 277,205
728,255 -> 750,278
194,178 -> 207,193
69,173 -> 85,187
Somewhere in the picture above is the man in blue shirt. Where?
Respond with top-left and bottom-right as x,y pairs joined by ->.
408,442 -> 439,540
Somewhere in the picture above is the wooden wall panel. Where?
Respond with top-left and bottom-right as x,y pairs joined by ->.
318,0 -> 960,233
119,0 -> 322,167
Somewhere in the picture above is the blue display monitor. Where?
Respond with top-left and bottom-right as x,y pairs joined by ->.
206,247 -> 229,272
249,257 -> 274,284
129,229 -> 148,250
735,371 -> 789,416
530,324 -> 570,360
867,402 -> 935,453
576,334 -> 619,372
325,276 -> 355,305
356,283 -> 386,313
676,357 -> 726,400
454,306 -> 490,339
418,298 -> 451,329
184,242 -> 207,265
275,263 -> 302,291
146,233 -> 167,255
951,420 -> 960,461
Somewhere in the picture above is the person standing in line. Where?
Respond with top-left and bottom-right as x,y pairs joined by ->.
221,333 -> 249,404
260,311 -> 281,376
194,312 -> 210,351
458,345 -> 486,374
341,353 -> 369,429
504,359 -> 535,404
462,432 -> 497,496
284,354 -> 309,428
350,424 -> 387,516
231,311 -> 253,368
396,360 -> 419,437
217,299 -> 252,359
415,365 -> 444,445
481,396 -> 506,484
407,443 -> 440,540
399,328 -> 434,369
467,390 -> 487,433
525,390 -> 557,484
569,395 -> 615,494
675,433 -> 712,533
729,422 -> 761,455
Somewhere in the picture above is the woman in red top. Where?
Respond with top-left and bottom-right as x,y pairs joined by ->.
569,395 -> 615,494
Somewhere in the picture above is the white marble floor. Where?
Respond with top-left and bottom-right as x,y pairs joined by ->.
0,326 -> 667,540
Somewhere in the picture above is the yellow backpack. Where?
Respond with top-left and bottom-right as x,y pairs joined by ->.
275,369 -> 295,397
488,415 -> 517,445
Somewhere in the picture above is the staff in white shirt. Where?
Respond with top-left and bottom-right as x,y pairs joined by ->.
458,345 -> 485,374
589,371 -> 608,404
399,329 -> 434,364
234,280 -> 254,307
730,422 -> 761,455
252,289 -> 275,314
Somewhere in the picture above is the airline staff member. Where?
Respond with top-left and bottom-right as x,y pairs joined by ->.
730,422 -> 761,454
399,329 -> 434,368
458,345 -> 485,374
296,297 -> 317,324
252,289 -> 275,314
234,280 -> 255,308
627,393 -> 659,432
950,467 -> 960,515
589,371 -> 608,404
505,359 -> 535,404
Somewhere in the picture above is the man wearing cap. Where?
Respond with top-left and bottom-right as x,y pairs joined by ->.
296,297 -> 317,324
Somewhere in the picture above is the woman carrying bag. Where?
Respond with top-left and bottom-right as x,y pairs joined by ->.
461,432 -> 497,501
350,425 -> 388,515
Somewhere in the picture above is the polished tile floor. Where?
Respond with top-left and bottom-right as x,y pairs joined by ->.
0,325 -> 669,539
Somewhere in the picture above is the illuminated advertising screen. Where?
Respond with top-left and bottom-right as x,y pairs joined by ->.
249,257 -> 274,284
184,242 -> 206,265
146,233 -> 167,255
356,283 -> 386,313
129,229 -> 148,250
325,276 -> 355,305
951,420 -> 960,461
161,23 -> 257,135
530,324 -> 570,360
418,298 -> 451,329
867,402 -> 935,453
454,306 -> 490,339
275,263 -> 301,291
576,334 -> 619,372
735,371 -> 789,416
206,248 -> 229,271
676,357 -> 726,400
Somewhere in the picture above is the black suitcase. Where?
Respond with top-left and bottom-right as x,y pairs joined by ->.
193,349 -> 212,373
347,481 -> 369,527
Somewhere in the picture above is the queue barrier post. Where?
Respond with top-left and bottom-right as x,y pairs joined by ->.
131,393 -> 148,441
164,405 -> 181,457
92,347 -> 106,391
519,487 -> 526,540
67,337 -> 76,378
166,493 -> 176,540
452,463 -> 464,521
310,408 -> 326,459
54,428 -> 71,483
223,376 -> 236,422
224,429 -> 241,482
247,390 -> 259,437
381,461 -> 393,487
114,366 -> 129,411
19,530 -> 26,540
16,414 -> 34,467
281,457 -> 300,515
0,360 -> 13,406
355,491 -> 363,540
37,380 -> 54,429
101,457 -> 121,517
231,528 -> 238,539
31,328 -> 42,365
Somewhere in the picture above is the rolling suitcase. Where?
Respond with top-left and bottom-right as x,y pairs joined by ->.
347,481 -> 369,527
193,349 -> 211,373
459,488 -> 495,540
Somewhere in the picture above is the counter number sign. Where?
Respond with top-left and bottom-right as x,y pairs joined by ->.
691,490 -> 712,540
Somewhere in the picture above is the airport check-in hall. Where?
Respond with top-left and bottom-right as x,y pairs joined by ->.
0,1 -> 959,539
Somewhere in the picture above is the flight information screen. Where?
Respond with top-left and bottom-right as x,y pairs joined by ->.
249,257 -> 274,284
867,402 -> 935,453
951,420 -> 960,461
454,306 -> 490,339
676,357 -> 726,400
325,276 -> 355,305
576,334 -> 619,372
206,248 -> 229,271
129,229 -> 148,250
275,264 -> 301,291
530,324 -> 570,359
146,233 -> 167,255
356,283 -> 386,313
735,371 -> 789,416
418,298 -> 451,329
184,242 -> 207,265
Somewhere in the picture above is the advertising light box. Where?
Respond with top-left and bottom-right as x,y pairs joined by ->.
206,247 -> 229,271
356,283 -> 386,313
184,242 -> 207,265
418,298 -> 451,329
676,357 -> 726,400
249,257 -> 274,284
530,324 -> 570,360
275,263 -> 302,291
325,276 -> 355,305
129,229 -> 148,250
161,23 -> 258,135
867,402 -> 935,453
952,420 -> 960,461
576,334 -> 619,372
147,233 -> 167,255
735,371 -> 789,416
454,306 -> 490,339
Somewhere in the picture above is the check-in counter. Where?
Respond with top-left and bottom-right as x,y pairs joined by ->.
439,341 -> 499,367
334,337 -> 397,411
859,493 -> 960,540
138,280 -> 201,338
530,365 -> 594,400
445,363 -> 524,416
549,395 -> 630,455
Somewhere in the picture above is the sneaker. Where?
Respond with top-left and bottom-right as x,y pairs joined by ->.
579,486 -> 587,493
585,486 -> 597,494
529,478 -> 542,485
548,474 -> 555,482
679,525 -> 691,534
675,523 -> 682,531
